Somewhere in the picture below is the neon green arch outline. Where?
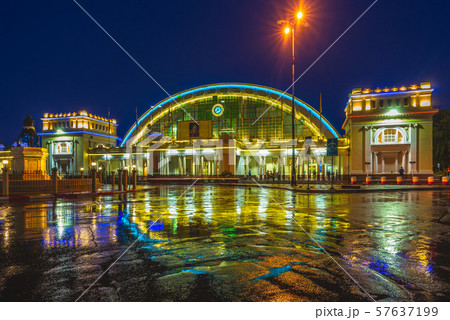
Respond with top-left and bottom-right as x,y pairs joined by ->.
121,83 -> 341,146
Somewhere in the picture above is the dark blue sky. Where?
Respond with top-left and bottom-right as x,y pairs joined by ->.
1,0 -> 449,143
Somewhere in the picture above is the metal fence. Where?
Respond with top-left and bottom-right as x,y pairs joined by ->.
2,170 -> 100,196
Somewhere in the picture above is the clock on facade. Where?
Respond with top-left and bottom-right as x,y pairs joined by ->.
212,104 -> 224,117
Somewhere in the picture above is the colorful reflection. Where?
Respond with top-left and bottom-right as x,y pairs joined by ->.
0,187 -> 448,301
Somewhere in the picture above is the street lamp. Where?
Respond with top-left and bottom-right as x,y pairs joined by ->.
277,11 -> 308,186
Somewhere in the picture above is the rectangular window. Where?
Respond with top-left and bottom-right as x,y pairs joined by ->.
379,100 -> 384,108
387,99 -> 392,107
384,129 -> 396,143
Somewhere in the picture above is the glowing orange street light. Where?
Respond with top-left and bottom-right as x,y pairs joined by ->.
276,11 -> 308,186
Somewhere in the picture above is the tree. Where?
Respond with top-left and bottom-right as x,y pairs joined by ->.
433,108 -> 450,173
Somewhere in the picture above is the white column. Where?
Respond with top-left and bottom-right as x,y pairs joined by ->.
196,155 -> 200,175
403,151 -> 407,173
381,154 -> 385,173
410,124 -> 418,173
166,155 -> 170,175
395,153 -> 399,173
160,154 -> 165,175
278,156 -> 282,176
364,126 -> 372,169
214,155 -> 217,176
374,152 -> 378,174
200,156 -> 204,176
258,156 -> 262,179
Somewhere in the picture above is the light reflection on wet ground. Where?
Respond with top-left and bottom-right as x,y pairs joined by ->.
0,186 -> 449,301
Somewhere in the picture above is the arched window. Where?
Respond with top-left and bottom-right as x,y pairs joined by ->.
55,142 -> 71,154
375,128 -> 405,144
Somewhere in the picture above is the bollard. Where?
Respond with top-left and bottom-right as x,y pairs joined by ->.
366,176 -> 371,185
118,169 -> 123,191
428,176 -> 434,185
351,176 -> 357,185
397,177 -> 402,185
381,176 -> 387,185
443,176 -> 448,185
132,169 -> 137,190
51,167 -> 58,194
413,176 -> 419,185
2,167 -> 9,197
91,168 -> 97,193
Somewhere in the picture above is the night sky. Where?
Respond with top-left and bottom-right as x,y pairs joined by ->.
1,0 -> 449,143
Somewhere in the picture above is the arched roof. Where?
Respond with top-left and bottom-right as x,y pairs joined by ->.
121,83 -> 341,146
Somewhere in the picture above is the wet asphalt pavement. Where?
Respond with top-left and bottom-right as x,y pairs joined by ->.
0,186 -> 449,301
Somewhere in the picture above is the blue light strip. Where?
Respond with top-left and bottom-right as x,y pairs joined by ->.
121,83 -> 340,146
38,131 -> 119,139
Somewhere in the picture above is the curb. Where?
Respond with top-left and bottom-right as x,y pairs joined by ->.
216,183 -> 450,194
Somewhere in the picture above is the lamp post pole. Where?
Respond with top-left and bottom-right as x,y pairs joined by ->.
278,12 -> 306,186
290,26 -> 296,186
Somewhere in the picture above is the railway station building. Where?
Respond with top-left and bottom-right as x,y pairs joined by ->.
37,81 -> 435,179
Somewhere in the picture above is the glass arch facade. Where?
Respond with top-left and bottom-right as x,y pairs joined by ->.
122,83 -> 340,147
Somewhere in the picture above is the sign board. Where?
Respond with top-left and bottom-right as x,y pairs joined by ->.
326,138 -> 338,156
177,120 -> 212,140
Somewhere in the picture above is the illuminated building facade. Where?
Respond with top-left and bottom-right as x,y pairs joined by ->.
89,83 -> 348,178
343,82 -> 437,176
39,110 -> 118,173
